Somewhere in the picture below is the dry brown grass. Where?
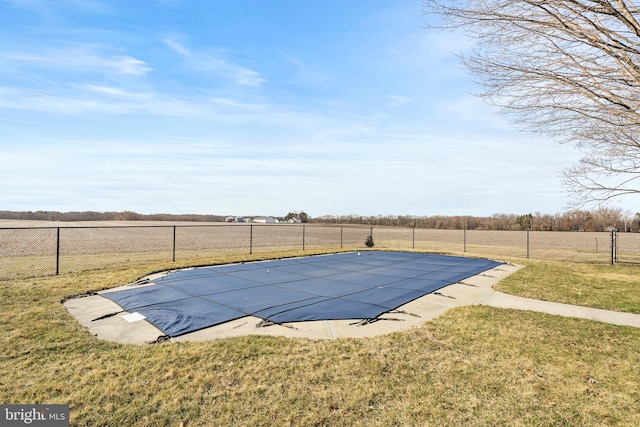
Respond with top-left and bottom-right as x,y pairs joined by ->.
2,253 -> 640,425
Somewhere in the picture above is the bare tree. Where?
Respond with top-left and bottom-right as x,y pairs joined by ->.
423,0 -> 640,206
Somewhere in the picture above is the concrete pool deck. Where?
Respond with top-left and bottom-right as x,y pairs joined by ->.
63,261 -> 640,344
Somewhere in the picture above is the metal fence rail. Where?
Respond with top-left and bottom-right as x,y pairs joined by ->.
1,224 -> 638,280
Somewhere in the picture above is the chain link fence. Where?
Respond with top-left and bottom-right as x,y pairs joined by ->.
0,227 -> 59,279
613,231 -> 640,264
1,224 -> 639,280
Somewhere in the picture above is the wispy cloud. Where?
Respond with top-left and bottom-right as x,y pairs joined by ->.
2,46 -> 151,75
439,94 -> 509,129
189,50 -> 266,86
388,94 -> 411,107
110,56 -> 151,75
164,37 -> 266,87
0,83 -> 367,132
277,51 -> 331,87
210,97 -> 264,111
76,84 -> 151,99
3,0 -> 113,17
0,86 -> 220,117
163,37 -> 191,57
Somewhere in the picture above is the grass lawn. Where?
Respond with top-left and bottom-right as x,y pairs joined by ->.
495,259 -> 640,314
1,252 -> 640,426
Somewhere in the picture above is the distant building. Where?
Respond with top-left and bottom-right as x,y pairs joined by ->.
225,216 -> 235,222
254,217 -> 277,224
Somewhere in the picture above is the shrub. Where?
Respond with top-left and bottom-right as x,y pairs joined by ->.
365,234 -> 374,248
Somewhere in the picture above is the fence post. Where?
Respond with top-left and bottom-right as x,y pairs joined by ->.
611,230 -> 617,265
527,228 -> 530,259
463,227 -> 467,252
172,226 -> 176,262
250,224 -> 253,255
56,227 -> 60,276
302,225 -> 306,251
412,226 -> 415,249
340,226 -> 343,249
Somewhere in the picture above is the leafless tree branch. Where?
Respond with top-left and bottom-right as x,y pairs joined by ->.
424,0 -> 640,207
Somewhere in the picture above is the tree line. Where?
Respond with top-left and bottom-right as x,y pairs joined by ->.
2,208 -> 637,232
0,210 -> 226,223
313,208 -> 640,232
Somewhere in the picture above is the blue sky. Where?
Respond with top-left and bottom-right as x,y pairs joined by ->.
2,0 -> 633,218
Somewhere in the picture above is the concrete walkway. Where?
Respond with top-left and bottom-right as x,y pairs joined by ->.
423,263 -> 640,328
481,291 -> 640,328
64,262 -> 640,345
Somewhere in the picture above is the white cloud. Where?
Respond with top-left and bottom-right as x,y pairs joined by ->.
77,84 -> 151,99
163,37 -> 191,57
210,97 -> 264,111
0,85 -> 209,116
277,51 -> 331,87
436,94 -> 511,130
162,38 -> 266,87
232,67 -> 266,87
189,49 -> 266,86
111,55 -> 151,75
388,94 -> 411,107
3,0 -> 112,14
2,47 -> 151,75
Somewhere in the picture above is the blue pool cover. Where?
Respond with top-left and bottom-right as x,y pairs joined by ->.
103,251 -> 502,337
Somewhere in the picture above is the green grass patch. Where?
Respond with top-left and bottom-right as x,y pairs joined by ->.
496,260 -> 640,313
2,254 -> 640,425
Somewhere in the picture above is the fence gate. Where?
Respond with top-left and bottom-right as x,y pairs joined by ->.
612,230 -> 640,264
